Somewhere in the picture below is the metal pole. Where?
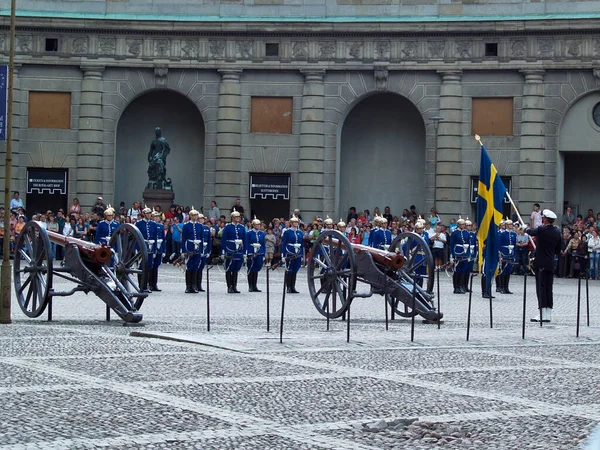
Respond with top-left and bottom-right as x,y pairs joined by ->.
522,270 -> 527,339
0,0 -> 16,325
266,266 -> 270,332
206,266 -> 211,332
586,270 -> 590,327
466,273 -> 473,341
436,267 -> 441,330
576,274 -> 581,338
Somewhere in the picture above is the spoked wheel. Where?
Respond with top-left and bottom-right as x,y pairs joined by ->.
385,231 -> 435,318
13,221 -> 53,318
108,224 -> 149,309
307,230 -> 356,319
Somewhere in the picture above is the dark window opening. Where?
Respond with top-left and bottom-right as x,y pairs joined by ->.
265,42 -> 279,57
45,38 -> 59,52
485,43 -> 498,57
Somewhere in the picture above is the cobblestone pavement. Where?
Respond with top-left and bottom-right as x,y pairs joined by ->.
2,264 -> 600,449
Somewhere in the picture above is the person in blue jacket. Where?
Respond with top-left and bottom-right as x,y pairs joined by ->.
221,209 -> 246,293
498,218 -> 517,294
135,205 -> 157,292
95,205 -> 119,246
282,214 -> 304,293
150,211 -> 165,292
195,213 -> 212,292
246,216 -> 265,292
450,217 -> 469,294
181,207 -> 204,293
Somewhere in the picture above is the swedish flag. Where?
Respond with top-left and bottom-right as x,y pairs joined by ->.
477,145 -> 507,291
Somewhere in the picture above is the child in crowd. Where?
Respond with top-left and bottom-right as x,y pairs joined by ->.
265,227 -> 276,267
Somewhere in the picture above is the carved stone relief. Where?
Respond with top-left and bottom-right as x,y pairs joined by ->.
594,39 -> 600,57
566,39 -> 581,57
154,65 -> 168,87
236,41 -> 253,59
127,39 -> 142,57
16,35 -> 32,52
98,37 -> 116,56
292,41 -> 308,59
456,41 -> 472,59
428,41 -> 445,59
72,37 -> 88,55
537,38 -> 554,58
374,65 -> 388,91
155,39 -> 170,57
319,41 -> 336,59
402,41 -> 418,59
511,40 -> 526,58
375,41 -> 390,60
181,40 -> 198,59
348,41 -> 363,59
209,39 -> 225,58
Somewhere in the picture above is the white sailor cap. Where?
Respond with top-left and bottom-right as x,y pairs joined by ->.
542,209 -> 557,220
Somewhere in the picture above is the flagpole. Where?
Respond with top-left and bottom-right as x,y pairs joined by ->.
475,134 -> 536,250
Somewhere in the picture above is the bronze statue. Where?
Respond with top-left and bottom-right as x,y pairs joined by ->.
147,127 -> 172,190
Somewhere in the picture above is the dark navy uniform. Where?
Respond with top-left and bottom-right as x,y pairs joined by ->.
181,211 -> 204,293
527,210 -> 562,322
450,220 -> 469,293
195,216 -> 212,292
148,212 -> 165,291
403,223 -> 428,287
135,211 -> 157,292
498,223 -> 517,294
246,219 -> 265,292
221,211 -> 246,293
282,218 -> 303,293
95,219 -> 119,245
371,221 -> 392,250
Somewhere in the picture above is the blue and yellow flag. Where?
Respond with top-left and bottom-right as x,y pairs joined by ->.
476,144 -> 507,290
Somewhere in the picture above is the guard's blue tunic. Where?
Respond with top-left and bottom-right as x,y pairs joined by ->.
499,229 -> 517,275
371,228 -> 392,250
135,219 -> 157,269
450,228 -> 470,274
368,227 -> 379,247
181,220 -> 204,271
466,230 -> 478,274
198,224 -> 213,271
245,229 -> 266,273
402,232 -> 429,278
95,220 -> 119,245
221,223 -> 246,272
282,227 -> 304,274
153,222 -> 165,269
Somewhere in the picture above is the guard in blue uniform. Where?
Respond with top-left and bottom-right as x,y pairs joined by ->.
282,215 -> 304,293
498,219 -> 517,294
450,217 -> 469,294
135,206 -> 157,292
371,216 -> 392,250
321,216 -> 334,233
181,207 -> 204,293
150,211 -> 165,292
463,218 -> 477,293
368,216 -> 380,247
95,205 -> 119,245
221,209 -> 246,293
195,213 -> 212,292
403,219 -> 428,287
246,216 -> 265,292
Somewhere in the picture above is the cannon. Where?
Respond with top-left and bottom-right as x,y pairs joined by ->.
13,221 -> 149,323
307,230 -> 442,322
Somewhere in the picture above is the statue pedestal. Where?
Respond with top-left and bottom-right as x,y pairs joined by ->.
143,188 -> 175,213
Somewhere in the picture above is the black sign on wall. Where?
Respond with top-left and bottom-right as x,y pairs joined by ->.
471,176 -> 512,204
249,173 -> 290,200
25,168 -> 69,219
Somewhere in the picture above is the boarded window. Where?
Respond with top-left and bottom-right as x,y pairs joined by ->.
28,92 -> 71,129
471,97 -> 514,136
251,97 -> 293,134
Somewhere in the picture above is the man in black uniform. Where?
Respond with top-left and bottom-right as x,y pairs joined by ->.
526,209 -> 561,323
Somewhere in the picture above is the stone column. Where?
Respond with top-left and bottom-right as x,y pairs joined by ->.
77,65 -> 105,209
519,70 -> 546,209
436,70 -> 463,217
298,70 -> 325,220
215,69 -> 242,210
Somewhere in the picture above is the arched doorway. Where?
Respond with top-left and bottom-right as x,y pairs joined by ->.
558,91 -> 600,218
338,93 -> 426,219
115,90 -> 205,211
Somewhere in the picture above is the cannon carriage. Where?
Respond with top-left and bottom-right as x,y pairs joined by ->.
307,230 -> 442,322
13,221 -> 149,323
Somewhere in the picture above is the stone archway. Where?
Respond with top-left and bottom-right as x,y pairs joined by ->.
115,90 -> 205,211
557,91 -> 600,217
338,93 -> 426,219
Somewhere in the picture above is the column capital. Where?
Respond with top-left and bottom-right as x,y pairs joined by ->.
80,65 -> 105,79
300,69 -> 325,82
437,70 -> 462,83
520,69 -> 545,83
218,68 -> 243,82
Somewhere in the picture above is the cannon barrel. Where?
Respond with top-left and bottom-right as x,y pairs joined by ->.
324,236 -> 405,269
46,230 -> 112,265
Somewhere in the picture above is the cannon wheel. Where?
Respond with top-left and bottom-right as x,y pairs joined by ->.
386,231 -> 435,318
307,230 -> 356,319
13,221 -> 53,318
108,224 -> 149,309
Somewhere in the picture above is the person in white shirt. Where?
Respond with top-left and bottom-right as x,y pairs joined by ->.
531,203 -> 543,228
588,228 -> 600,280
428,224 -> 447,269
